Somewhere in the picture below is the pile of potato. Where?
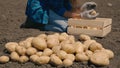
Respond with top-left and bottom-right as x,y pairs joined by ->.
0,33 -> 114,66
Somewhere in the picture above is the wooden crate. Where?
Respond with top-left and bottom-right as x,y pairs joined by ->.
67,18 -> 112,37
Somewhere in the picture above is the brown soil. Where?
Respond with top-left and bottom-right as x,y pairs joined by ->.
0,0 -> 120,68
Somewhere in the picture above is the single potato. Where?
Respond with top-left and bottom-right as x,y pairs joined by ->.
61,43 -> 75,54
19,56 -> 29,63
0,56 -> 9,63
79,34 -> 91,41
37,56 -> 50,64
56,50 -> 67,59
63,59 -> 73,66
42,48 -> 53,56
83,40 -> 96,50
16,45 -> 26,56
10,52 -> 20,61
50,54 -> 63,65
65,54 -> 75,61
90,52 -> 110,66
30,55 -> 39,63
32,37 -> 47,50
89,42 -> 103,52
52,46 -> 61,54
36,52 -> 43,57
47,38 -> 59,48
37,34 -> 47,39
75,52 -> 89,62
26,47 -> 37,56
59,33 -> 69,42
85,50 -> 93,58
5,42 -> 18,52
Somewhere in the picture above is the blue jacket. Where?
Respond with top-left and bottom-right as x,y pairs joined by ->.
26,0 -> 72,24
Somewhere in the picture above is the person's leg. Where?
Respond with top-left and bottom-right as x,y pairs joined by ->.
20,17 -> 45,30
44,10 -> 68,32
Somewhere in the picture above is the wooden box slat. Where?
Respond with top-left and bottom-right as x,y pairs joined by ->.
68,18 -> 112,28
67,18 -> 112,37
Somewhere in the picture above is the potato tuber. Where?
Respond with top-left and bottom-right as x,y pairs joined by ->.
63,59 -> 73,66
83,40 -> 96,50
75,52 -> 89,62
94,49 -> 114,59
10,52 -> 20,61
74,42 -> 84,53
90,52 -> 109,66
26,47 -> 37,56
85,50 -> 93,58
59,33 -> 69,42
52,46 -> 61,54
32,37 -> 47,50
50,54 -> 63,65
5,42 -> 18,52
56,50 -> 67,60
90,10 -> 97,15
37,34 -> 47,39
0,56 -> 9,63
30,55 -> 39,63
65,54 -> 75,61
89,42 -> 103,52
19,56 -> 29,63
42,48 -> 53,56
16,45 -> 26,56
79,34 -> 91,41
36,52 -> 43,57
37,56 -> 50,64
47,38 -> 59,48
61,43 -> 75,54
67,35 -> 75,44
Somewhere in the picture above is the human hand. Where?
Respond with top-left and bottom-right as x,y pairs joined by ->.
81,2 -> 97,11
64,11 -> 81,18
80,9 -> 99,19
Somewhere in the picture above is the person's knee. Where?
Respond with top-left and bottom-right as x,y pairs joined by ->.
44,25 -> 64,32
54,20 -> 68,32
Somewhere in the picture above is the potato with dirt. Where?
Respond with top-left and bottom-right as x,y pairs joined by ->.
37,56 -> 50,64
74,42 -> 84,53
5,42 -> 18,52
94,49 -> 114,59
50,54 -> 63,65
90,52 -> 110,66
19,56 -> 29,63
83,40 -> 96,50
36,52 -> 43,57
15,45 -> 26,56
21,37 -> 34,49
75,52 -> 89,62
37,34 -> 47,39
63,59 -> 73,66
79,34 -> 91,41
56,50 -> 67,59
65,54 -> 75,61
26,47 -> 37,56
42,48 -> 53,56
89,42 -> 103,52
61,43 -> 75,54
47,38 -> 59,48
59,33 -> 69,42
30,55 -> 39,63
10,52 -> 20,61
32,37 -> 47,50
52,45 -> 61,54
0,56 -> 9,63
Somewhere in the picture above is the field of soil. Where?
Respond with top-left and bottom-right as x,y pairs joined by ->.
0,0 -> 120,68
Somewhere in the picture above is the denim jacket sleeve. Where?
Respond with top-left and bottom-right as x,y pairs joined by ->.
25,0 -> 49,24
